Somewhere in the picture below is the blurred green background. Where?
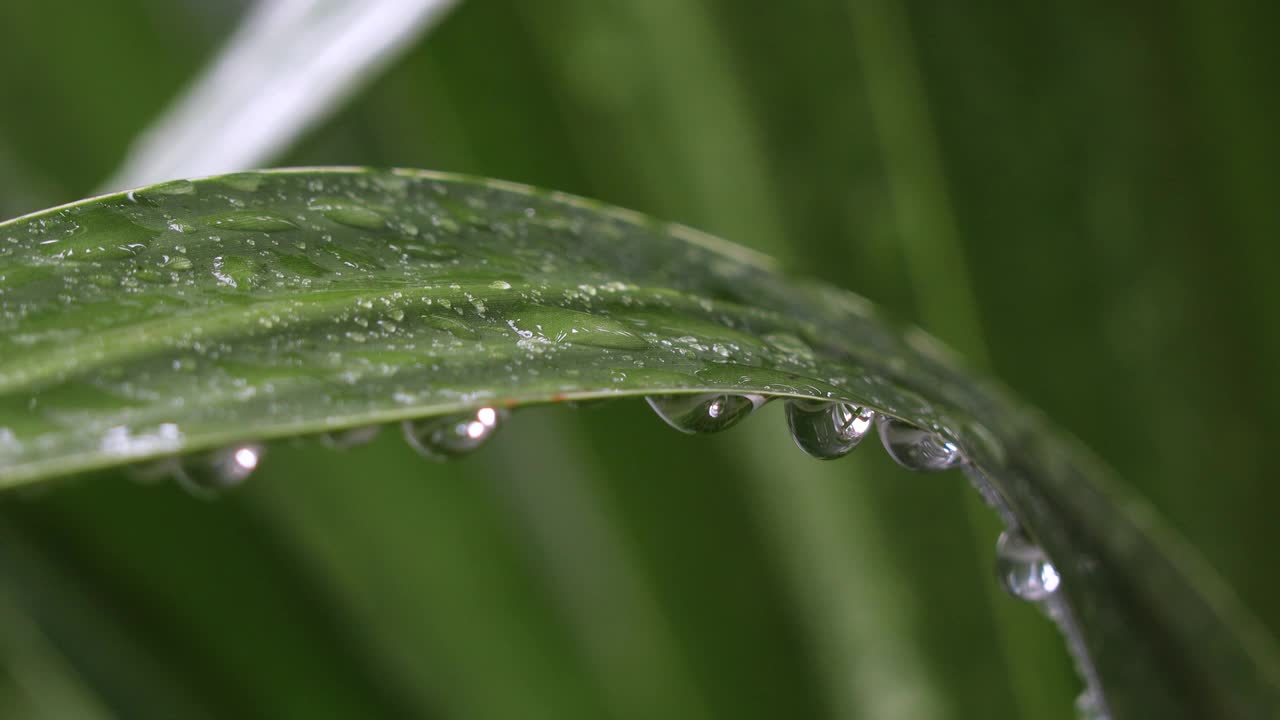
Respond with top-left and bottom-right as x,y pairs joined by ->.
1,1 -> 1277,718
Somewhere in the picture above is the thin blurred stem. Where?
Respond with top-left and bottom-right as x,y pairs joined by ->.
102,0 -> 460,191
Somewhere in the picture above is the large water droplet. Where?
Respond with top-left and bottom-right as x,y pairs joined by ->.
320,425 -> 382,450
645,393 -> 762,434
219,172 -> 265,192
146,179 -> 196,196
876,416 -> 962,471
308,197 -> 387,230
402,407 -> 507,460
175,443 -> 264,498
404,243 -> 459,261
211,255 -> 260,288
995,529 -> 1061,602
786,399 -> 874,459
505,305 -> 648,350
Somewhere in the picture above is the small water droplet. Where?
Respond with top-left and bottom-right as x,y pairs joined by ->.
174,443 -> 264,498
402,407 -> 507,460
786,399 -> 874,459
995,529 -> 1061,602
645,393 -> 762,434
876,416 -> 962,471
320,425 -> 382,450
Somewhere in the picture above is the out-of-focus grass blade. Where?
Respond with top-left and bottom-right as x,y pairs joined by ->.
101,0 -> 461,191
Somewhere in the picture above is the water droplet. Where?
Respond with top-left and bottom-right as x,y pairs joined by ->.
645,393 -> 762,434
995,529 -> 1061,602
320,425 -> 382,450
147,179 -> 196,195
272,252 -> 331,278
219,172 -> 265,192
424,313 -> 481,340
174,443 -> 264,498
876,416 -> 962,471
402,407 -> 507,460
40,207 -> 151,260
505,305 -> 648,350
786,399 -> 874,459
763,332 -> 815,360
211,255 -> 260,288
308,197 -> 387,230
404,243 -> 459,261
201,210 -> 297,232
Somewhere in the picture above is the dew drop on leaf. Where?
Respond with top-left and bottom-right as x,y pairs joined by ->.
876,416 -> 962,471
217,172 -> 265,192
995,529 -> 1061,602
175,443 -> 264,498
146,179 -> 196,196
403,243 -> 460,261
785,399 -> 874,459
645,393 -> 762,434
402,407 -> 507,460
308,197 -> 387,230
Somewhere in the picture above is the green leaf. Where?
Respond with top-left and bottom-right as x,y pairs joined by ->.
1,168 -> 1278,718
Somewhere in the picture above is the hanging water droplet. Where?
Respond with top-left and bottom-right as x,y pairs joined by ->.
174,443 -> 264,498
320,425 -> 382,450
876,416 -> 962,471
402,407 -> 507,460
645,393 -> 762,434
786,399 -> 875,459
995,529 -> 1061,602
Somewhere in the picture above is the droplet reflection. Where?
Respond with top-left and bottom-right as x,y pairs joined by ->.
995,529 -> 1061,602
175,443 -> 265,498
876,416 -> 962,471
402,406 -> 507,460
320,425 -> 382,450
786,399 -> 875,459
645,393 -> 762,434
